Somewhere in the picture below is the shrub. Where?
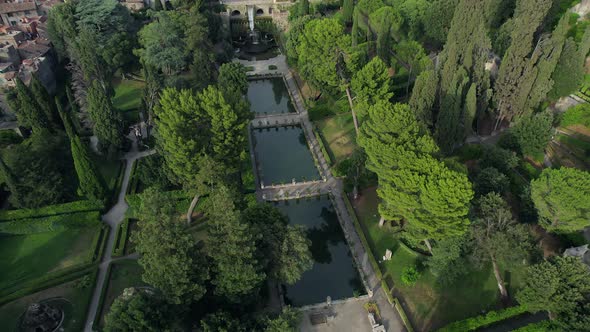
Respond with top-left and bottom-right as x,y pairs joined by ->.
401,266 -> 420,286
269,65 -> 278,70
560,103 -> 590,127
475,167 -> 510,196
437,305 -> 529,332
0,211 -> 101,234
0,200 -> 103,221
245,66 -> 255,72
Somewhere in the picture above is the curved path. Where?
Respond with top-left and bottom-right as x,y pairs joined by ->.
83,140 -> 155,332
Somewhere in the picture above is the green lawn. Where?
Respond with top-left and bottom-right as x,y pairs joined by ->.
315,113 -> 356,162
96,158 -> 124,200
0,272 -> 96,332
112,79 -> 144,112
0,227 -> 100,290
351,187 -> 527,331
97,260 -> 146,327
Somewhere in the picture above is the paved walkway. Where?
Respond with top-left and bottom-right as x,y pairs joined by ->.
248,58 -> 406,331
83,137 -> 155,332
237,54 -> 289,76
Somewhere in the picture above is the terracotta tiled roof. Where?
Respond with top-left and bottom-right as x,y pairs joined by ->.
17,40 -> 50,59
0,2 -> 37,14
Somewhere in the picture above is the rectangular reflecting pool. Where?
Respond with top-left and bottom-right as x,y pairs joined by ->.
274,196 -> 365,306
252,126 -> 320,185
247,78 -> 296,115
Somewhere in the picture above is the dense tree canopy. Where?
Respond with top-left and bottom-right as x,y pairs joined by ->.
132,188 -> 209,304
104,290 -> 181,332
351,57 -> 393,119
469,193 -> 534,298
359,101 -> 473,244
517,256 -> 590,329
206,186 -> 265,301
510,111 -> 553,157
242,204 -> 312,285
0,131 -> 76,208
530,167 -> 590,232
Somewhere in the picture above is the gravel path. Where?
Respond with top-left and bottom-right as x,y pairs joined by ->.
83,138 -> 155,332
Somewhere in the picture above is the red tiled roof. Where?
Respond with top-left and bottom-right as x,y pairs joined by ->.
0,2 -> 37,14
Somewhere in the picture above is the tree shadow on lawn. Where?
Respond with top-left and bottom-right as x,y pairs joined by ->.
0,229 -> 96,290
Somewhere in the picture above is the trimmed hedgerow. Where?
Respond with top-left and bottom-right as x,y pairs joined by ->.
0,200 -> 103,221
0,211 -> 101,235
437,305 -> 529,332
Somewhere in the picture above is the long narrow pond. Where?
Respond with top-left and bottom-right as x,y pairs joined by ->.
247,78 -> 296,115
248,77 -> 363,307
274,197 -> 364,307
251,126 -> 320,185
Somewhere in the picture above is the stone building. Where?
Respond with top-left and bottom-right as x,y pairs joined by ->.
0,0 -> 38,27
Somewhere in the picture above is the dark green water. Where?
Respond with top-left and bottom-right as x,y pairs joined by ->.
274,196 -> 364,306
252,126 -> 319,185
247,78 -> 296,115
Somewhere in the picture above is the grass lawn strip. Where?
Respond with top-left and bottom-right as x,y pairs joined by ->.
112,79 -> 144,112
0,226 -> 101,290
315,113 -> 356,162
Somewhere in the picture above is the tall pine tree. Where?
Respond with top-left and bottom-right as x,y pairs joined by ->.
359,101 -> 472,248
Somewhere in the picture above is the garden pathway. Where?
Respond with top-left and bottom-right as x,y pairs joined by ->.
83,136 -> 155,332
249,58 -> 406,331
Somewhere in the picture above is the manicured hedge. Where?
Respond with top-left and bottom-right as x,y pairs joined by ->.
112,219 -> 130,258
437,305 -> 529,332
93,262 -> 114,328
513,320 -> 553,332
92,226 -> 110,263
0,211 -> 101,234
0,200 -> 103,221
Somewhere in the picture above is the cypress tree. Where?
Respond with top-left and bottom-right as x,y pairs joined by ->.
86,81 -> 123,150
493,0 -> 553,125
29,74 -> 56,127
56,97 -> 105,202
0,155 -> 21,205
549,27 -> 590,99
301,0 -> 309,16
436,0 -> 490,153
409,69 -> 438,129
13,78 -> 50,131
522,15 -> 569,112
369,6 -> 402,63
343,0 -> 354,25
464,83 -> 477,137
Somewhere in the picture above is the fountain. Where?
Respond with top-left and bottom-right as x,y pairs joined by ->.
247,6 -> 255,32
232,6 -> 276,60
